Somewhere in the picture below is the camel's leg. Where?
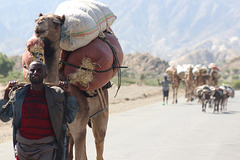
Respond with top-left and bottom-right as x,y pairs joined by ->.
69,85 -> 90,160
66,132 -> 74,160
89,89 -> 109,160
172,88 -> 175,104
91,111 -> 108,160
185,83 -> 188,102
68,111 -> 89,160
175,88 -> 178,103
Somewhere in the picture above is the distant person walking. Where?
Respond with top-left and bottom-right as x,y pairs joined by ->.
158,73 -> 172,105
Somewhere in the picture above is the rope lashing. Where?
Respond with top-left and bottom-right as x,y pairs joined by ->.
59,60 -> 127,73
89,88 -> 108,119
89,107 -> 106,119
38,38 -> 41,60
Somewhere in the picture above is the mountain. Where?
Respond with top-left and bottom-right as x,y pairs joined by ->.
122,53 -> 169,76
1,0 -> 240,66
169,37 -> 240,66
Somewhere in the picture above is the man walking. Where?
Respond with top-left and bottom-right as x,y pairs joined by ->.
158,73 -> 172,105
0,60 -> 78,160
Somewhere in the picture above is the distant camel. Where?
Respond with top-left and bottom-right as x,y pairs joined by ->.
34,13 -> 123,160
195,67 -> 209,87
171,70 -> 181,104
185,67 -> 195,102
209,68 -> 220,86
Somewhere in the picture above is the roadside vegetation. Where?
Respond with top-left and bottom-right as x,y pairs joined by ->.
0,52 -> 24,85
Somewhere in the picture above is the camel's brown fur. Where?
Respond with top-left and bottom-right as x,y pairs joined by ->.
195,74 -> 209,88
209,69 -> 219,86
35,13 -> 109,160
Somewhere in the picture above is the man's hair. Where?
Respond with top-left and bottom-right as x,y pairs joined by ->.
29,60 -> 46,73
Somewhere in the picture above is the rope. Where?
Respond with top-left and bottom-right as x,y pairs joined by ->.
38,38 -> 41,60
89,88 -> 108,119
1,86 -> 22,112
60,60 -> 127,73
60,60 -> 112,73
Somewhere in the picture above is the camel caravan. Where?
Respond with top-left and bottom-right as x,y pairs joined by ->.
22,0 -> 124,160
165,63 -> 234,112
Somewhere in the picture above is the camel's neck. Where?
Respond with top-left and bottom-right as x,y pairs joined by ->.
187,72 -> 194,81
43,38 -> 61,84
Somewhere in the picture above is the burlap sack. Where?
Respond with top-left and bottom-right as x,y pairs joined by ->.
55,0 -> 117,51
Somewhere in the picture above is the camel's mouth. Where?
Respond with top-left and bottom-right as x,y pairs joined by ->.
35,29 -> 48,38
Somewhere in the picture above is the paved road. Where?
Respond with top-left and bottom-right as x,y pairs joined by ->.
1,91 -> 240,160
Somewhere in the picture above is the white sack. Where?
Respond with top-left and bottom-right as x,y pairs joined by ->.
55,0 -> 117,51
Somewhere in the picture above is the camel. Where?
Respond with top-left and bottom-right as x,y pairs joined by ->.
34,13 -> 113,160
195,66 -> 210,87
171,70 -> 181,104
184,67 -> 195,102
209,68 -> 220,86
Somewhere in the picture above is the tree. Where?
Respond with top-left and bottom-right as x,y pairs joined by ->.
0,52 -> 15,77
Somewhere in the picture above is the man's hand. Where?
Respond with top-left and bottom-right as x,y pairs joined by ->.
59,81 -> 72,96
4,81 -> 18,99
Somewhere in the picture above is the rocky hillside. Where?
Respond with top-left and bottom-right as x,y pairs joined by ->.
169,48 -> 240,66
122,53 -> 169,77
220,55 -> 240,81
10,55 -> 22,71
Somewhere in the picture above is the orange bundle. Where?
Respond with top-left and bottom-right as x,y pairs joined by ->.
62,32 -> 123,91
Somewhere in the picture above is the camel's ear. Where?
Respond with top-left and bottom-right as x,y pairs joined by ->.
61,15 -> 65,25
53,15 -> 65,25
39,13 -> 43,17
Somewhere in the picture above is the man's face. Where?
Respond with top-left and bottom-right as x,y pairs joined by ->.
28,62 -> 47,84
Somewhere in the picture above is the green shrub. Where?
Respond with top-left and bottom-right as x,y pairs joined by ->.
0,71 -> 24,84
225,69 -> 230,73
0,52 -> 15,77
232,80 -> 240,90
232,75 -> 239,80
221,74 -> 228,80
232,68 -> 239,74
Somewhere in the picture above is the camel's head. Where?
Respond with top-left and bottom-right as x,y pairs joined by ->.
34,13 -> 65,39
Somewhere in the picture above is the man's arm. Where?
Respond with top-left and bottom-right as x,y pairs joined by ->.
59,81 -> 78,123
158,79 -> 163,85
0,81 -> 17,122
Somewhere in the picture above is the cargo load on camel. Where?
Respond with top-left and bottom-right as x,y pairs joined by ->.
23,0 -> 123,92
59,30 -> 123,91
